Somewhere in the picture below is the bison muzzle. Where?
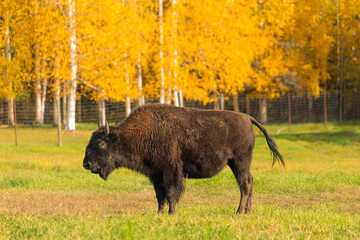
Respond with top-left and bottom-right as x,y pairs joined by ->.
83,104 -> 284,214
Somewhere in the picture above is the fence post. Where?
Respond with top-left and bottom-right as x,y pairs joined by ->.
288,92 -> 291,133
220,93 -> 224,110
13,100 -> 18,147
56,98 -> 62,147
324,88 -> 327,126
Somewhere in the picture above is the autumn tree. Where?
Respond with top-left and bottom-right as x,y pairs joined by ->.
0,0 -> 32,124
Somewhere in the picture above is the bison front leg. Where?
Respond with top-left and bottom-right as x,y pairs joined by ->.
164,166 -> 185,215
152,174 -> 183,214
154,184 -> 166,214
164,180 -> 184,215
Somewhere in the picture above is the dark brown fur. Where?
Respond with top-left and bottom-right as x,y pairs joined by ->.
83,104 -> 284,214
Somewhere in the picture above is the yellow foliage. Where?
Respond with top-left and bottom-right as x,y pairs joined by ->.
1,0 -> 360,103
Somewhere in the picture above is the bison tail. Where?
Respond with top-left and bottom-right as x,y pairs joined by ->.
249,117 -> 285,167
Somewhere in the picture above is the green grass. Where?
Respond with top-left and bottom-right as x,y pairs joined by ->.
0,122 -> 359,239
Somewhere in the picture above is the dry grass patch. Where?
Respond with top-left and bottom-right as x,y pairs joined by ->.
0,190 -> 155,216
2,186 -> 359,217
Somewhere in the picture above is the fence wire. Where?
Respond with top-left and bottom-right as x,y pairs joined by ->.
0,90 -> 359,125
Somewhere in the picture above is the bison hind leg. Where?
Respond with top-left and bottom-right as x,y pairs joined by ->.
227,156 -> 252,214
245,173 -> 253,213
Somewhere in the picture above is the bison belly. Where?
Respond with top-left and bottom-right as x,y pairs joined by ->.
182,151 -> 230,179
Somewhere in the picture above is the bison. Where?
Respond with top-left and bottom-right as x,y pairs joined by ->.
83,104 -> 284,214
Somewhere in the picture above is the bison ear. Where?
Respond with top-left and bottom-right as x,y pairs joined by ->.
105,121 -> 109,136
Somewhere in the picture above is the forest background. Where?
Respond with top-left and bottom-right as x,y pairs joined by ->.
1,0 -> 360,131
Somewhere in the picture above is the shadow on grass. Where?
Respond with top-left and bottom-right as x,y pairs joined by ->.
276,131 -> 360,145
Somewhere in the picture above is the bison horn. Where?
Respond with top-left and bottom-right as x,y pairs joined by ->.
105,121 -> 109,136
98,121 -> 101,128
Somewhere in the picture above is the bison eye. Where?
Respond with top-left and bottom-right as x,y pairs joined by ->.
98,141 -> 107,149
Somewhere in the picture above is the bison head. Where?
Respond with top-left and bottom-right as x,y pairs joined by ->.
83,122 -> 116,181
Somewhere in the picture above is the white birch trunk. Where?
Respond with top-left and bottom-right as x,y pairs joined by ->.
137,54 -> 145,105
125,57 -> 131,117
121,0 -> 132,115
159,0 -> 165,103
5,13 -> 14,125
56,97 -> 62,147
53,53 -> 60,125
124,47 -> 131,117
179,90 -> 184,107
33,2 -> 42,124
66,0 -> 77,131
172,0 -> 180,107
62,83 -> 67,126
35,47 -> 42,124
40,56 -> 47,124
174,88 -> 179,107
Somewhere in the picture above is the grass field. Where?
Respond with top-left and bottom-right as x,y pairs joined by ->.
0,122 -> 359,239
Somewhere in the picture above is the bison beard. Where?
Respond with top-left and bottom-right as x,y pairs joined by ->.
82,104 -> 285,214
99,166 -> 111,181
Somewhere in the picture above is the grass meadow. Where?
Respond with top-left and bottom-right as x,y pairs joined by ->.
0,122 -> 359,239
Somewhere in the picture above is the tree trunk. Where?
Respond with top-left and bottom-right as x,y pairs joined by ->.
308,92 -> 313,122
40,56 -> 47,124
56,97 -> 62,147
35,48 -> 42,124
66,0 -> 77,131
166,89 -> 172,104
34,2 -> 42,125
259,96 -> 267,123
340,44 -> 345,121
137,54 -> 145,106
125,96 -> 131,117
159,0 -> 165,103
54,53 -> 62,146
336,0 -> 345,122
246,94 -> 250,114
233,94 -> 239,112
8,98 -> 14,125
174,88 -> 180,107
53,54 -> 60,125
179,90 -> 184,107
352,86 -> 356,124
220,93 -> 225,111
172,0 -> 180,107
53,96 -> 58,125
62,83 -> 67,126
5,14 -> 14,125
121,0 -> 132,115
98,100 -> 106,126
124,50 -> 131,117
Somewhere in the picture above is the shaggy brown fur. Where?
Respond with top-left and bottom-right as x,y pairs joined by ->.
83,104 -> 284,214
